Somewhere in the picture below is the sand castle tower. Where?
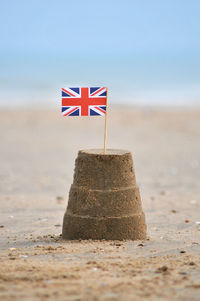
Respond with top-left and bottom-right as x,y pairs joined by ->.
62,149 -> 147,240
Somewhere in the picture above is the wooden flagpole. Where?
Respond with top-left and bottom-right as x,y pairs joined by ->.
104,88 -> 108,154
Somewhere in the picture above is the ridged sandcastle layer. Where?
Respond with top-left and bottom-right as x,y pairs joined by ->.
62,149 -> 147,240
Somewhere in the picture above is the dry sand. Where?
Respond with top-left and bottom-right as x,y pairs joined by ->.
0,107 -> 200,300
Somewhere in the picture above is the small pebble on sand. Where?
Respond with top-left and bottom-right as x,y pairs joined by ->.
56,196 -> 64,204
179,271 -> 187,275
156,266 -> 168,273
160,191 -> 166,195
152,227 -> 160,231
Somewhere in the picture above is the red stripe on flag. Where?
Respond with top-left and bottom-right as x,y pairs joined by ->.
94,106 -> 106,114
63,107 -> 79,116
62,98 -> 106,106
62,88 -> 76,97
91,87 -> 105,96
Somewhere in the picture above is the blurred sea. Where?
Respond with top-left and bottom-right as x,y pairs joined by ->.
0,87 -> 200,109
0,51 -> 200,108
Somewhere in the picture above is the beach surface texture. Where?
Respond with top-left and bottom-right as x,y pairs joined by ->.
0,107 -> 200,300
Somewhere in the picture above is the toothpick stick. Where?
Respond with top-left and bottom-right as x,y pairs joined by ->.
104,88 -> 108,154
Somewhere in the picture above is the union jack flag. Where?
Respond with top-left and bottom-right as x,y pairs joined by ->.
62,87 -> 107,116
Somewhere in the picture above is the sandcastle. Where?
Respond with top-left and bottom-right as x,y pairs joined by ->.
62,149 -> 147,240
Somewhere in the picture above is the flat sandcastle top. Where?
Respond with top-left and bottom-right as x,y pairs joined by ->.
79,149 -> 130,156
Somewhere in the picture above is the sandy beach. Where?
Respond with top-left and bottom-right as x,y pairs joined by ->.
0,107 -> 200,300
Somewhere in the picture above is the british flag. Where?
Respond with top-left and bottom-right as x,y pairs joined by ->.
61,87 -> 107,117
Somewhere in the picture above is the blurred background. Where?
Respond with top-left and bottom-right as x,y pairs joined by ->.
1,2 -> 200,267
0,0 -> 200,108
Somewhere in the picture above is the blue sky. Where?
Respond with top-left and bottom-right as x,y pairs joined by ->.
0,0 -> 200,107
